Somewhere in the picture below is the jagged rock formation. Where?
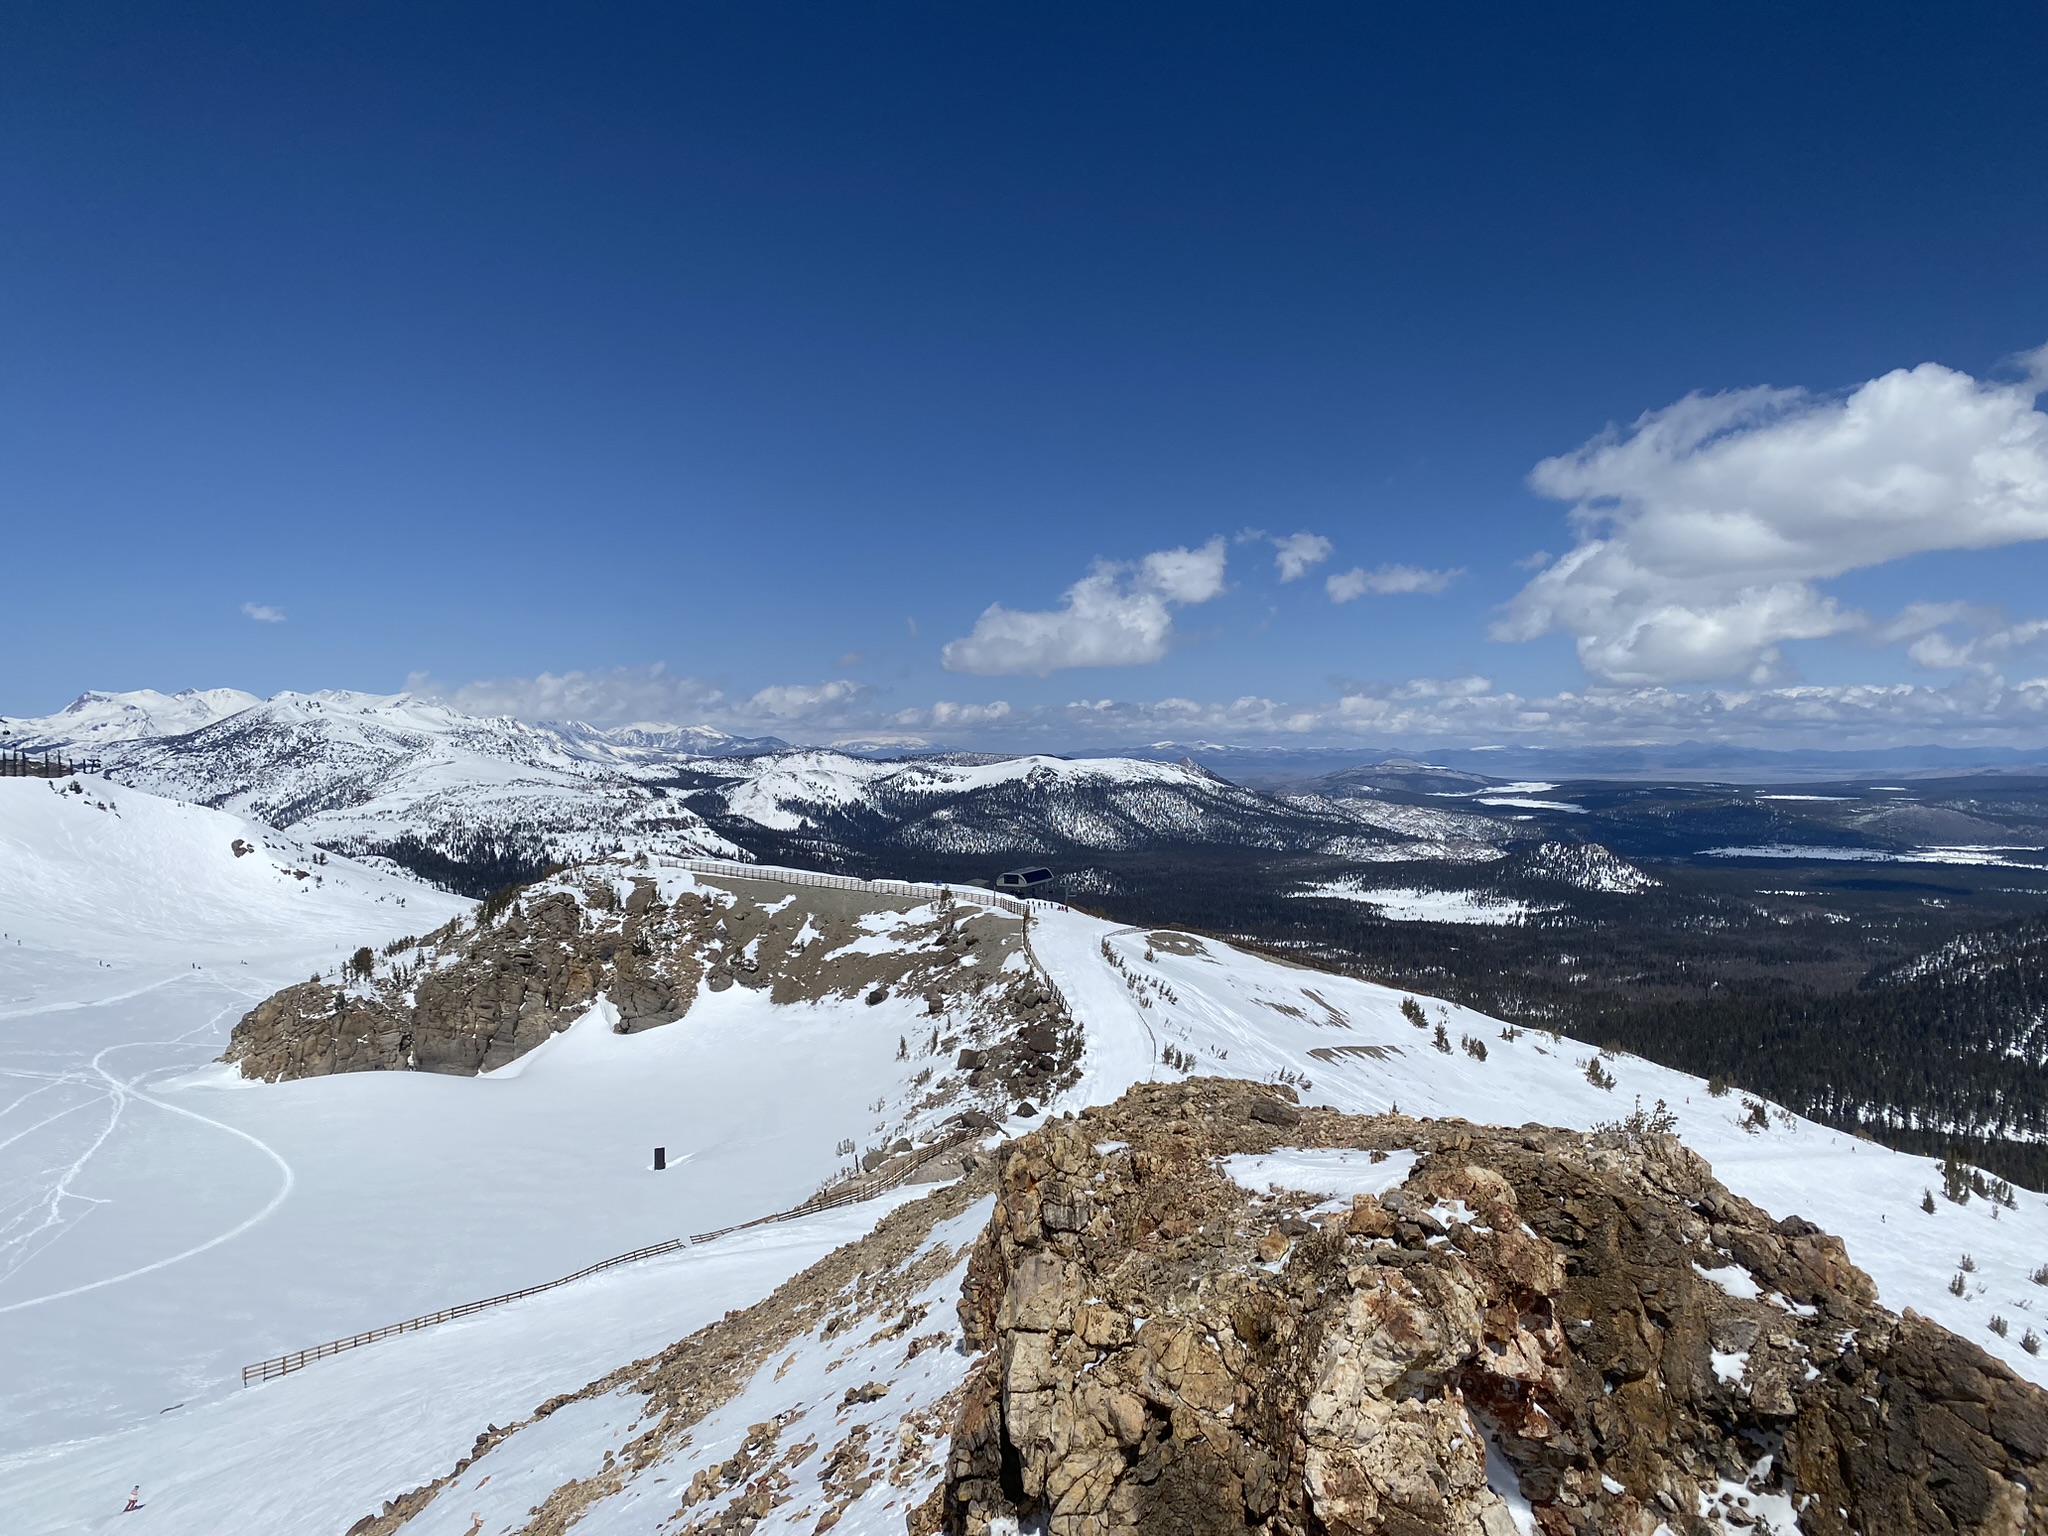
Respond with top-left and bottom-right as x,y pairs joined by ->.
931,1080 -> 2048,1536
225,863 -> 1078,1105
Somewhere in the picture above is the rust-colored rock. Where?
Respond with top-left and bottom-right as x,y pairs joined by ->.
931,1079 -> 2048,1536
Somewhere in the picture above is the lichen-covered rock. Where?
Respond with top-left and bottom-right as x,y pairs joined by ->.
934,1079 -> 2048,1536
223,864 -> 1079,1092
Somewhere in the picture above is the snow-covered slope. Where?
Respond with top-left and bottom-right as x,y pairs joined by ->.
720,751 -> 1265,840
0,811 -> 1018,1455
0,688 -> 262,751
0,775 -> 472,1470
104,690 -> 746,874
0,774 -> 459,963
5,815 -> 2048,1530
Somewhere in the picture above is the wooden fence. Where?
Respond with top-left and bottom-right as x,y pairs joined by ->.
241,1130 -> 977,1386
0,750 -> 103,779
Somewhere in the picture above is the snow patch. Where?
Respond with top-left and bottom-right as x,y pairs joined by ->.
1292,883 -> 1551,925
1221,1147 -> 1417,1208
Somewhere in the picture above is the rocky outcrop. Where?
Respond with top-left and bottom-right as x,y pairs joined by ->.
225,862 -> 1078,1093
930,1080 -> 2048,1536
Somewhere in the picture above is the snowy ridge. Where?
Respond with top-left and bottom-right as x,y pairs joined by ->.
542,719 -> 789,761
1028,914 -> 2048,1385
700,748 -> 1470,861
103,690 -> 747,872
0,688 -> 262,750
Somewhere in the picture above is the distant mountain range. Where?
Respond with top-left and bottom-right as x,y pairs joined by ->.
3,690 -> 1534,892
13,689 -> 2046,784
11,688 -> 2044,899
0,688 -> 788,759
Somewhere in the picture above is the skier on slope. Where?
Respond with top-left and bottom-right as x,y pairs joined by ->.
123,1486 -> 143,1512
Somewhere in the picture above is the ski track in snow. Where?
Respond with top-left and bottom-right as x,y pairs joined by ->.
0,1008 -> 297,1316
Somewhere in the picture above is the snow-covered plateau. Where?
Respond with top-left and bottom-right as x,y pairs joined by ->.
4,765 -> 2047,1532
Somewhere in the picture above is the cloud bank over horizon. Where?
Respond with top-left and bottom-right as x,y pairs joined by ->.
394,661 -> 2048,754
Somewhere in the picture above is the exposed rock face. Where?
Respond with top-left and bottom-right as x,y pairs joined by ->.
225,864 -> 1078,1093
931,1080 -> 2048,1536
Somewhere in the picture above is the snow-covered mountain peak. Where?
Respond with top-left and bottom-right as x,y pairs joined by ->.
248,689 -> 576,757
98,691 -> 745,879
0,686 -> 262,749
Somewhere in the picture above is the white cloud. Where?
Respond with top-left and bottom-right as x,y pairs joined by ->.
408,659 -> 2048,749
413,664 -> 871,732
1904,615 -> 2048,674
741,679 -> 871,723
1320,676 -> 2048,746
1326,564 -> 1462,602
418,664 -> 727,726
1271,531 -> 1333,581
941,538 -> 1228,675
1041,674 -> 2048,748
890,700 -> 1013,729
1499,357 -> 2048,684
2015,341 -> 2048,391
241,602 -> 285,623
1872,601 -> 1985,645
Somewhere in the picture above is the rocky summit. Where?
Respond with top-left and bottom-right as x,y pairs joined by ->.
929,1080 -> 2048,1536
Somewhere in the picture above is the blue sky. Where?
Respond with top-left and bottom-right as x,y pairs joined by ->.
5,4 -> 2047,748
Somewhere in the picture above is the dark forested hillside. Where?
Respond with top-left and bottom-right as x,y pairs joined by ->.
1578,909 -> 2048,1188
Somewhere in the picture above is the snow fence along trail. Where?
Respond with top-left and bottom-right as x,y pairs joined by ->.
0,1198 -> 930,1536
390,1195 -> 997,1536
